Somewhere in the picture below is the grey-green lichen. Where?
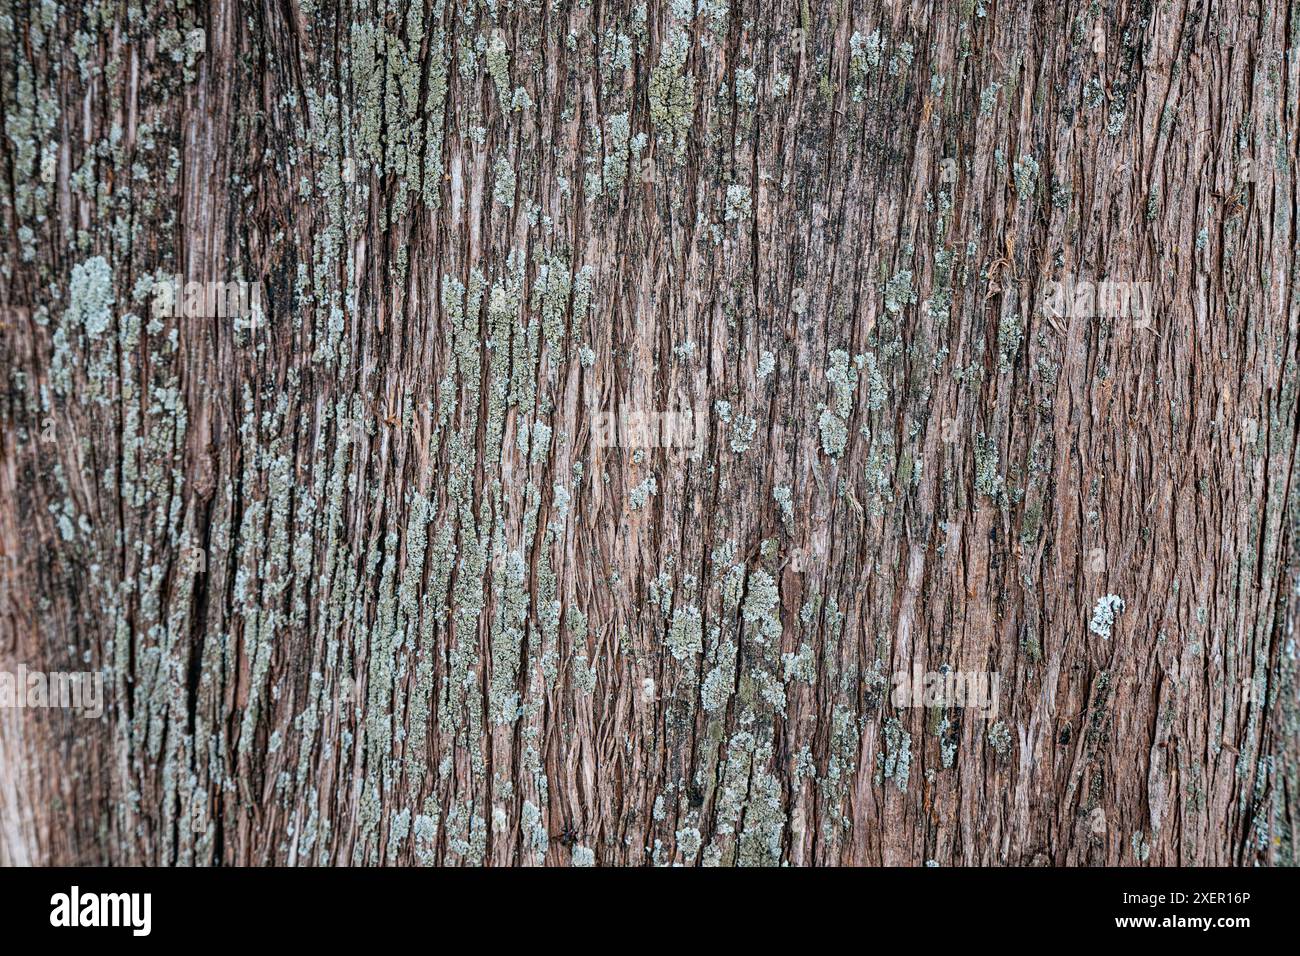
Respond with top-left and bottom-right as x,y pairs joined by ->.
647,22 -> 695,161
848,31 -> 884,101
667,605 -> 703,661
877,717 -> 913,792
724,183 -> 752,222
773,484 -> 793,529
488,549 -> 529,725
1089,594 -> 1126,639
782,643 -> 815,684
729,414 -> 757,454
51,256 -> 115,395
629,474 -> 657,510
819,349 -> 857,458
741,570 -> 782,642
676,826 -> 702,861
997,308 -> 1023,373
974,433 -> 1005,502
492,158 -> 516,207
485,31 -> 511,105
1013,154 -> 1039,200
987,720 -> 1014,756
816,408 -> 847,457
701,640 -> 737,712
883,270 -> 917,313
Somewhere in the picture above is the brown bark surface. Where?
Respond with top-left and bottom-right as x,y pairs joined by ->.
1,0 -> 1298,866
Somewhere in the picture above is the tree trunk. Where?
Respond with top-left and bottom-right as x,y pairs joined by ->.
2,0 -> 1297,867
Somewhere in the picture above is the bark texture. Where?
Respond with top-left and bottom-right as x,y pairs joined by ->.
2,0 -> 1299,866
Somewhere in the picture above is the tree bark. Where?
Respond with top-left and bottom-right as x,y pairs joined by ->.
1,0 -> 1298,866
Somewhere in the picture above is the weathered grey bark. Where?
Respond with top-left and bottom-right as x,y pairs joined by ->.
1,0 -> 1297,866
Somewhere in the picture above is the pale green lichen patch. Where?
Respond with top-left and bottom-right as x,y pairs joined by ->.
701,640 -> 737,711
848,31 -> 883,100
729,414 -> 757,454
485,31 -> 511,105
724,183 -> 752,221
667,605 -> 703,661
818,410 -> 848,457
773,484 -> 793,529
858,352 -> 887,411
52,256 -> 115,395
974,433 -> 1005,502
1013,154 -> 1039,200
819,349 -> 857,458
600,112 -> 634,194
782,643 -> 815,684
629,474 -> 657,510
68,256 -> 115,337
531,255 -> 572,352
997,308 -> 1023,373
883,269 -> 917,313
1089,594 -> 1126,639
492,158 -> 516,207
676,826 -> 702,861
877,717 -> 913,792
987,720 -> 1014,756
647,25 -> 695,161
488,549 -> 529,725
741,570 -> 782,641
